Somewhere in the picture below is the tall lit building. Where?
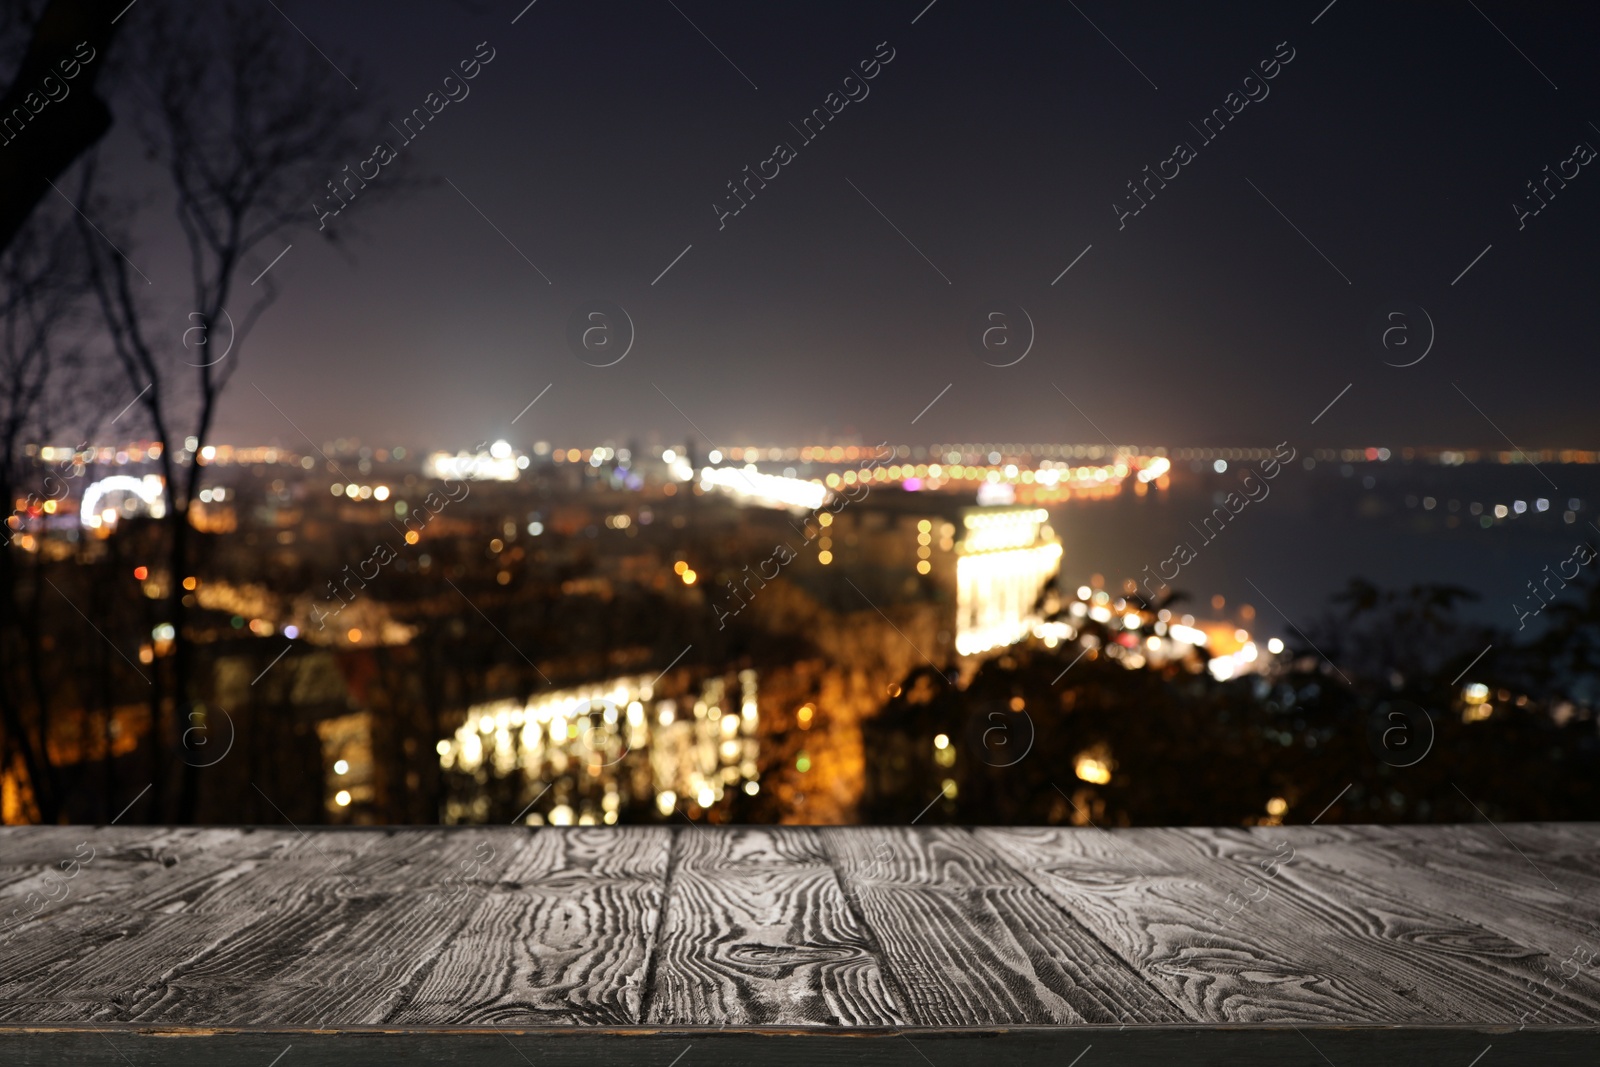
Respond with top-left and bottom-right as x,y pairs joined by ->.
954,506 -> 1063,656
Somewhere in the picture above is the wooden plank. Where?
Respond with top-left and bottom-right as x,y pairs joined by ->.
2,824 -> 1599,1039
645,826 -> 905,1027
391,826 -> 671,1025
0,828 -> 289,1021
157,828 -> 517,1024
1172,827 -> 1600,1025
1285,822 -> 1600,867
0,827 -> 665,1026
1265,828 -> 1600,1023
1351,823 -> 1600,906
0,828 -> 521,1024
1268,816 -> 1600,962
823,827 -> 1181,1025
981,826 -> 1444,1023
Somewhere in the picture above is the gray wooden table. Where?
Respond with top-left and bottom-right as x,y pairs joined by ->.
2,823 -> 1598,1064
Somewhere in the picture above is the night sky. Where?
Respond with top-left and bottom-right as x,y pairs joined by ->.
109,0 -> 1600,452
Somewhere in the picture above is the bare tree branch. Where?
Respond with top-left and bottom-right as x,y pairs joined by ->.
72,0 -> 399,821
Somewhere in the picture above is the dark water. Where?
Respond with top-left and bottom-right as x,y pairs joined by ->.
1050,458 -> 1600,636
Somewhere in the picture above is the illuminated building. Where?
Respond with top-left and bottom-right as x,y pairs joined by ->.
437,670 -> 760,825
954,506 -> 1063,656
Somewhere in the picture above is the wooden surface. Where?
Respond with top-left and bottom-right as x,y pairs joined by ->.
1,823 -> 1598,1063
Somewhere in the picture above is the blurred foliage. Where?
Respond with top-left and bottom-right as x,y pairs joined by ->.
863,579 -> 1600,826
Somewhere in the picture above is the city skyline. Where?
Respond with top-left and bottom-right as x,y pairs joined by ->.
4,2 -> 1599,825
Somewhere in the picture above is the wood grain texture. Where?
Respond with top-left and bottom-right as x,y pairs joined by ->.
1,823 -> 1598,1038
822,827 -> 1184,1025
1171,827 -> 1600,1025
1,828 -> 516,1024
646,826 -> 905,1027
981,826 -> 1451,1023
1251,827 -> 1600,1023
0,828 -> 283,1022
156,829 -> 515,1025
391,826 -> 670,1025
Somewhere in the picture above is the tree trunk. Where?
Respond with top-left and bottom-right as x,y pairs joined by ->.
0,471 -> 58,822
168,501 -> 197,822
